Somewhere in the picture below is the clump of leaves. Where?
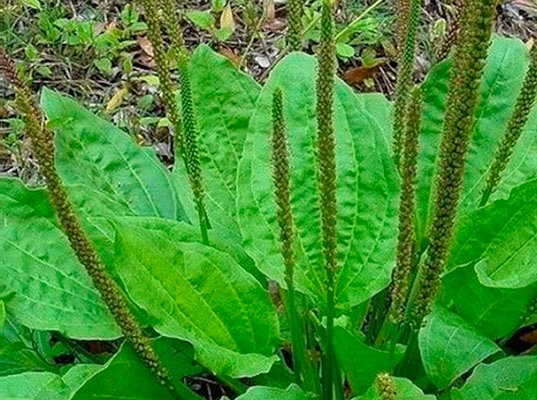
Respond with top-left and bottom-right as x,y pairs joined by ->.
2,0 -> 537,399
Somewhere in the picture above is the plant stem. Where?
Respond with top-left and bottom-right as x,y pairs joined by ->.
315,1 -> 339,398
406,0 -> 498,328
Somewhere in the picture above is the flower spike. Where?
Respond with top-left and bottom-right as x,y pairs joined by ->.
407,0 -> 499,327
392,0 -> 421,168
481,44 -> 537,206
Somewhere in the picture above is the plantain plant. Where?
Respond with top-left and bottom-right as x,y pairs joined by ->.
2,0 -> 537,399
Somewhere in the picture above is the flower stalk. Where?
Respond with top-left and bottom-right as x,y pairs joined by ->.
387,87 -> 422,326
141,0 -> 210,244
376,373 -> 397,400
270,88 -> 314,390
480,44 -> 537,206
287,0 -> 303,51
315,1 -> 339,398
0,48 -> 201,400
392,0 -> 421,168
435,0 -> 465,62
406,0 -> 499,328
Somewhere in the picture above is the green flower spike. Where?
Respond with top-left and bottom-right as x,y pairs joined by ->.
315,1 -> 339,399
395,0 -> 411,57
435,0 -> 465,62
287,0 -> 303,51
481,44 -> 537,206
388,87 -> 422,325
407,0 -> 499,327
376,373 -> 397,400
271,88 -> 304,386
139,0 -> 183,149
159,0 -> 211,244
0,48 -> 202,400
392,0 -> 421,168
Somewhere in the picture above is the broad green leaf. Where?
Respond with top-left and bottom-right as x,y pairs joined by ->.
334,326 -> 404,394
452,356 -> 537,400
447,179 -> 537,288
417,37 -> 529,241
355,377 -> 436,400
35,338 -> 199,400
419,305 -> 501,389
185,10 -> 215,29
0,371 -> 59,399
102,217 -> 264,283
113,220 -> 279,378
0,338 -> 54,377
35,365 -> 103,400
235,384 -> 308,400
237,52 -> 399,308
174,45 -> 261,240
41,88 -> 186,221
358,93 -> 392,142
0,178 -> 119,339
440,264 -> 537,339
70,339 -> 199,400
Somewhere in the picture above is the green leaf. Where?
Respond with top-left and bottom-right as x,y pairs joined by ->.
235,384 -> 309,400
237,52 -> 399,308
34,338 -> 198,400
70,340 -> 198,400
0,338 -> 54,377
336,42 -> 355,58
356,377 -> 436,400
0,178 -> 119,339
417,36 -> 530,241
40,88 -> 186,221
452,356 -> 537,400
357,93 -> 392,142
448,179 -> 537,288
0,372 -> 60,399
185,10 -> 215,30
333,326 -> 404,394
419,305 -> 501,389
113,219 -> 279,378
440,264 -> 537,339
174,45 -> 261,241
22,0 -> 42,10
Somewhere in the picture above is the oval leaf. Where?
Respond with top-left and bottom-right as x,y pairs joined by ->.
237,53 -> 399,308
0,178 -> 119,339
419,305 -> 501,389
452,356 -> 537,400
113,219 -> 279,377
41,88 -> 186,221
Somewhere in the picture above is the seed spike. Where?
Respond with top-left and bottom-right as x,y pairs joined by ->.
287,0 -> 303,51
141,0 -> 211,243
392,0 -> 422,168
407,0 -> 499,327
481,44 -> 537,206
316,1 -> 339,399
388,87 -> 422,325
376,373 -> 397,400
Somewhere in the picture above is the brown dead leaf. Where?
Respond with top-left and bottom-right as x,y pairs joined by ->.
220,5 -> 236,31
106,87 -> 129,112
263,0 -> 276,22
137,36 -> 156,68
342,65 -> 381,85
137,36 -> 154,58
218,47 -> 241,66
